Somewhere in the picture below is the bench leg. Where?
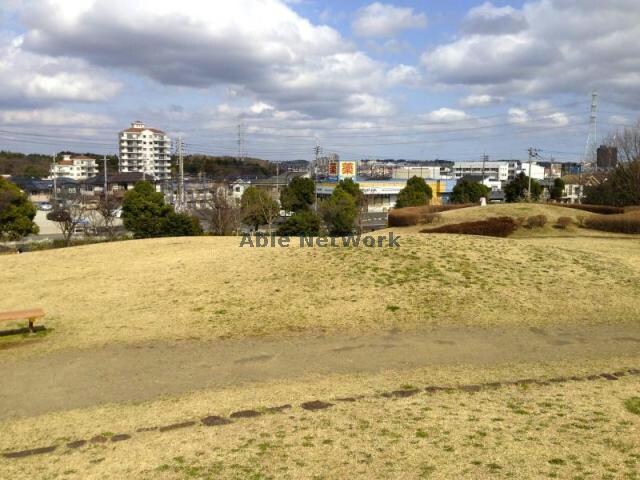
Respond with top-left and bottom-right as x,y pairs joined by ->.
28,318 -> 35,333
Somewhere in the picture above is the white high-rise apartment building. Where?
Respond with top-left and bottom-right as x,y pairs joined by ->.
119,121 -> 172,179
50,154 -> 98,180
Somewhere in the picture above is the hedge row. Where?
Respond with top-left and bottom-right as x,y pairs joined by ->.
421,216 -> 517,238
584,212 -> 640,234
388,204 -> 474,227
560,204 -> 624,215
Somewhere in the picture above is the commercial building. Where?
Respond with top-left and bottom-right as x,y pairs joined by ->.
391,166 -> 441,180
451,161 -> 510,182
317,157 -> 454,212
50,154 -> 98,180
119,121 -> 172,179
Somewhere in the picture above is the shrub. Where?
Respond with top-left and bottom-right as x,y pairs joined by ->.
526,215 -> 548,228
388,204 -> 473,227
583,212 -> 640,234
554,216 -> 573,229
421,216 -> 517,238
625,397 -> 640,415
423,213 -> 441,225
277,210 -> 321,236
560,204 -> 624,215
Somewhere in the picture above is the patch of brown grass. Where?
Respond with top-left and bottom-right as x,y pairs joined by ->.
388,204 -> 473,226
421,217 -> 517,237
560,204 -> 625,214
584,211 -> 640,234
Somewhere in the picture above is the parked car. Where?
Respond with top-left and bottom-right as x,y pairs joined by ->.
37,202 -> 53,211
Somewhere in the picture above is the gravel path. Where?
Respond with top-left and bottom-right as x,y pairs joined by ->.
1,323 -> 639,420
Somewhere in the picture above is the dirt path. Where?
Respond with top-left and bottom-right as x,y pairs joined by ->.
1,324 -> 640,420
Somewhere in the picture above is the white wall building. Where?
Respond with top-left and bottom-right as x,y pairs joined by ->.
119,121 -> 172,179
452,162 -> 510,182
518,162 -> 545,180
391,166 -> 441,180
50,154 -> 98,180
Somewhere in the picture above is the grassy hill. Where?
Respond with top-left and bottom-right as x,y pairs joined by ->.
2,231 -> 640,356
2,226 -> 640,479
394,203 -> 638,238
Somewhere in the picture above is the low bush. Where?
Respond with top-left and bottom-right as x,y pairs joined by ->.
583,212 -> 640,234
575,215 -> 587,227
560,204 -> 624,215
421,216 -> 517,238
526,215 -> 548,228
554,216 -> 573,229
423,213 -> 441,225
388,204 -> 473,227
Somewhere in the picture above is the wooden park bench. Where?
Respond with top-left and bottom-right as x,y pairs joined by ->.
0,308 -> 45,333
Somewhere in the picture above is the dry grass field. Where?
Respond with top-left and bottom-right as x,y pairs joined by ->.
2,204 -> 640,478
1,219 -> 640,357
1,357 -> 639,479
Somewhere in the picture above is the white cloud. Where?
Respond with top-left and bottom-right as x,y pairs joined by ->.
423,0 -> 640,107
462,2 -> 528,35
508,108 -> 529,124
250,102 -> 275,115
387,64 -> 421,86
0,35 -> 121,107
608,114 -> 629,125
460,94 -> 503,108
421,108 -> 470,123
17,0 -> 389,119
352,2 -> 427,38
0,108 -> 113,126
346,94 -> 395,118
508,104 -> 570,127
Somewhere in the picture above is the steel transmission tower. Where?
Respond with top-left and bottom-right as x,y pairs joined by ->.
583,91 -> 598,170
237,121 -> 246,163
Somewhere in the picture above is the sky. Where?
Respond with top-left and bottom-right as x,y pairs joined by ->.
0,0 -> 638,163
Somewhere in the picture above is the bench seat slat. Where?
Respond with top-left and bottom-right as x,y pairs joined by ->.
0,309 -> 45,321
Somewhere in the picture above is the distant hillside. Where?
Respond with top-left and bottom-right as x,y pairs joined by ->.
178,155 -> 278,178
0,151 -> 119,177
1,150 -> 303,180
0,151 -> 52,177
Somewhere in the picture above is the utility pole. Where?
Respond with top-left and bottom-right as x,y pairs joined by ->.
177,135 -> 185,212
313,143 -> 321,212
103,154 -> 108,203
481,153 -> 488,183
527,147 -> 540,201
52,153 -> 57,205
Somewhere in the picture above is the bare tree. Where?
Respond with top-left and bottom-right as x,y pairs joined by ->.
240,186 -> 279,233
93,196 -> 121,238
47,191 -> 89,246
197,186 -> 240,235
606,119 -> 640,162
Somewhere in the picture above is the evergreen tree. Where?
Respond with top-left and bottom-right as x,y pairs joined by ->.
450,179 -> 490,204
395,176 -> 433,208
321,188 -> 357,236
0,177 -> 39,240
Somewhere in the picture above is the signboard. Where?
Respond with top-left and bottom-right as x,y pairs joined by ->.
339,161 -> 356,179
328,162 -> 338,176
